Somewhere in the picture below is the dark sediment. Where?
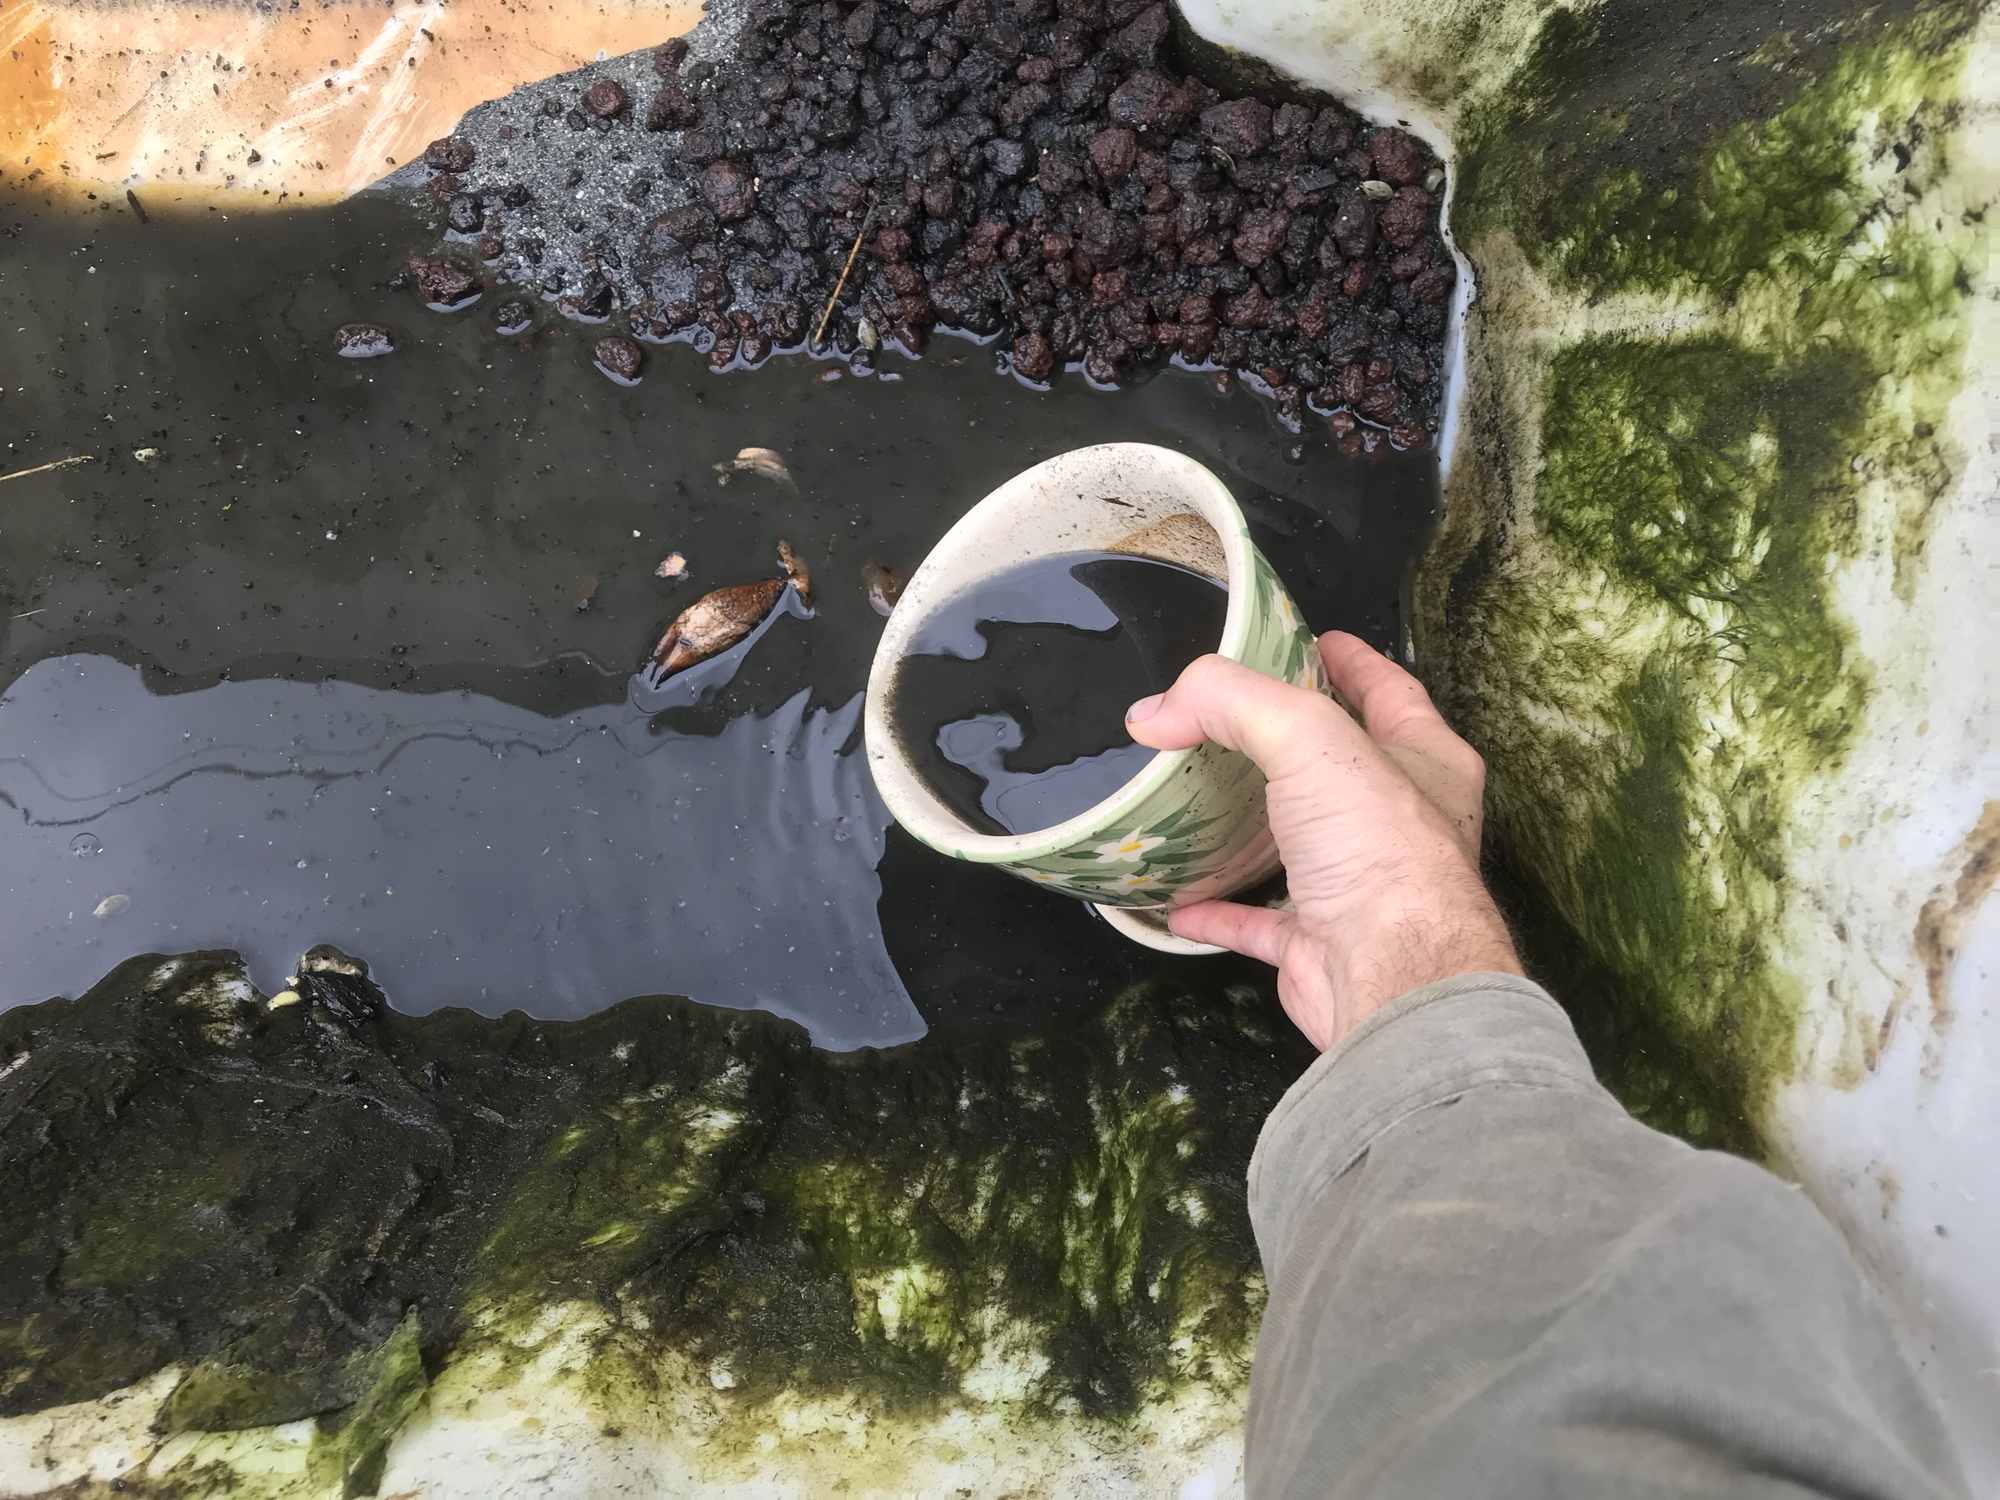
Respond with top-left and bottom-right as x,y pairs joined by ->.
399,0 -> 1452,445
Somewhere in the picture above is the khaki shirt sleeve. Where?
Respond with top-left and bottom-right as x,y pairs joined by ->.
1244,973 -> 1967,1500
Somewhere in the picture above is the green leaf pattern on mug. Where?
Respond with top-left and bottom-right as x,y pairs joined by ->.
1003,542 -> 1325,907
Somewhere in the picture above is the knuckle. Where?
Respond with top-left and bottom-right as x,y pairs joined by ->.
1283,689 -> 1344,743
1302,693 -> 1350,737
1178,652 -> 1231,694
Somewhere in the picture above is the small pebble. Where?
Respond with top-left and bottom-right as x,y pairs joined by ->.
491,297 -> 534,336
334,322 -> 397,358
423,135 -> 475,173
593,334 -> 644,383
1011,331 -> 1055,383
1366,126 -> 1427,186
405,256 -> 481,310
582,78 -> 629,119
698,158 -> 757,222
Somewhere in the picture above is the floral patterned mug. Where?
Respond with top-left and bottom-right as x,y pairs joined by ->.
862,442 -> 1329,953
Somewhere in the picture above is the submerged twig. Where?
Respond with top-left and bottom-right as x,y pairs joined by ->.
0,455 -> 93,487
811,199 -> 877,352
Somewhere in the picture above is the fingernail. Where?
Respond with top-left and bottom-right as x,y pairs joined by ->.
1126,693 -> 1163,724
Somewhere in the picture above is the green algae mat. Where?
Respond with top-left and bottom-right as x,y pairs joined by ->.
0,955 -> 1305,1494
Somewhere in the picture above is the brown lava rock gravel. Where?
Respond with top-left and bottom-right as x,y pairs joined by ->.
400,0 -> 1452,445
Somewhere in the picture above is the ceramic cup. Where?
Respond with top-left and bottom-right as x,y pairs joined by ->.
862,442 -> 1330,954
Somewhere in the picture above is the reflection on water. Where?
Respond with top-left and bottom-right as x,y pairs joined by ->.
0,190 -> 1437,1045
0,648 -> 921,1048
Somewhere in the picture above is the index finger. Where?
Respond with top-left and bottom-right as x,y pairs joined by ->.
1317,632 -> 1451,747
1125,653 -> 1370,783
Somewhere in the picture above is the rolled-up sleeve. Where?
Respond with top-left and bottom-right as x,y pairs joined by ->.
1245,973 -> 1967,1500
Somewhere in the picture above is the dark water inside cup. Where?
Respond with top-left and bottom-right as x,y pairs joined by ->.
892,552 -> 1229,836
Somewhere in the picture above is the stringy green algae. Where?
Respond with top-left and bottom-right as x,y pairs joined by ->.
1453,0 -> 1983,298
1425,1 -> 1985,1148
464,983 -> 1271,1426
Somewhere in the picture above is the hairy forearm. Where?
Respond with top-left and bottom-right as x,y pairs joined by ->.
1280,869 -> 1519,1050
1316,884 -> 1518,1033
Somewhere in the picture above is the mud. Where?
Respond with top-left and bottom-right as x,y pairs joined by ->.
389,0 -> 1452,446
0,188 -> 1438,1046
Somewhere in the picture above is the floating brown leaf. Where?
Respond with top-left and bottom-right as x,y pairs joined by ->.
777,540 -> 813,606
713,446 -> 794,488
861,561 -> 904,617
647,578 -> 785,680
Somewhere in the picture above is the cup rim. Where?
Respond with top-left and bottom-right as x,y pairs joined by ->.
862,442 -> 1252,865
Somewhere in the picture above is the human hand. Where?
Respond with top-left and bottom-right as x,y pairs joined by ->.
1126,632 -> 1521,1051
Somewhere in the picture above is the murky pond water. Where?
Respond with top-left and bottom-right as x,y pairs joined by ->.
0,190 -> 1436,1046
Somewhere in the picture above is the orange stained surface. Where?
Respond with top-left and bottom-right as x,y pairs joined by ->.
2,0 -> 701,206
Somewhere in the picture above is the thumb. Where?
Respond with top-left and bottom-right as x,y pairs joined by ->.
1168,898 -> 1294,967
1127,653 -> 1365,783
